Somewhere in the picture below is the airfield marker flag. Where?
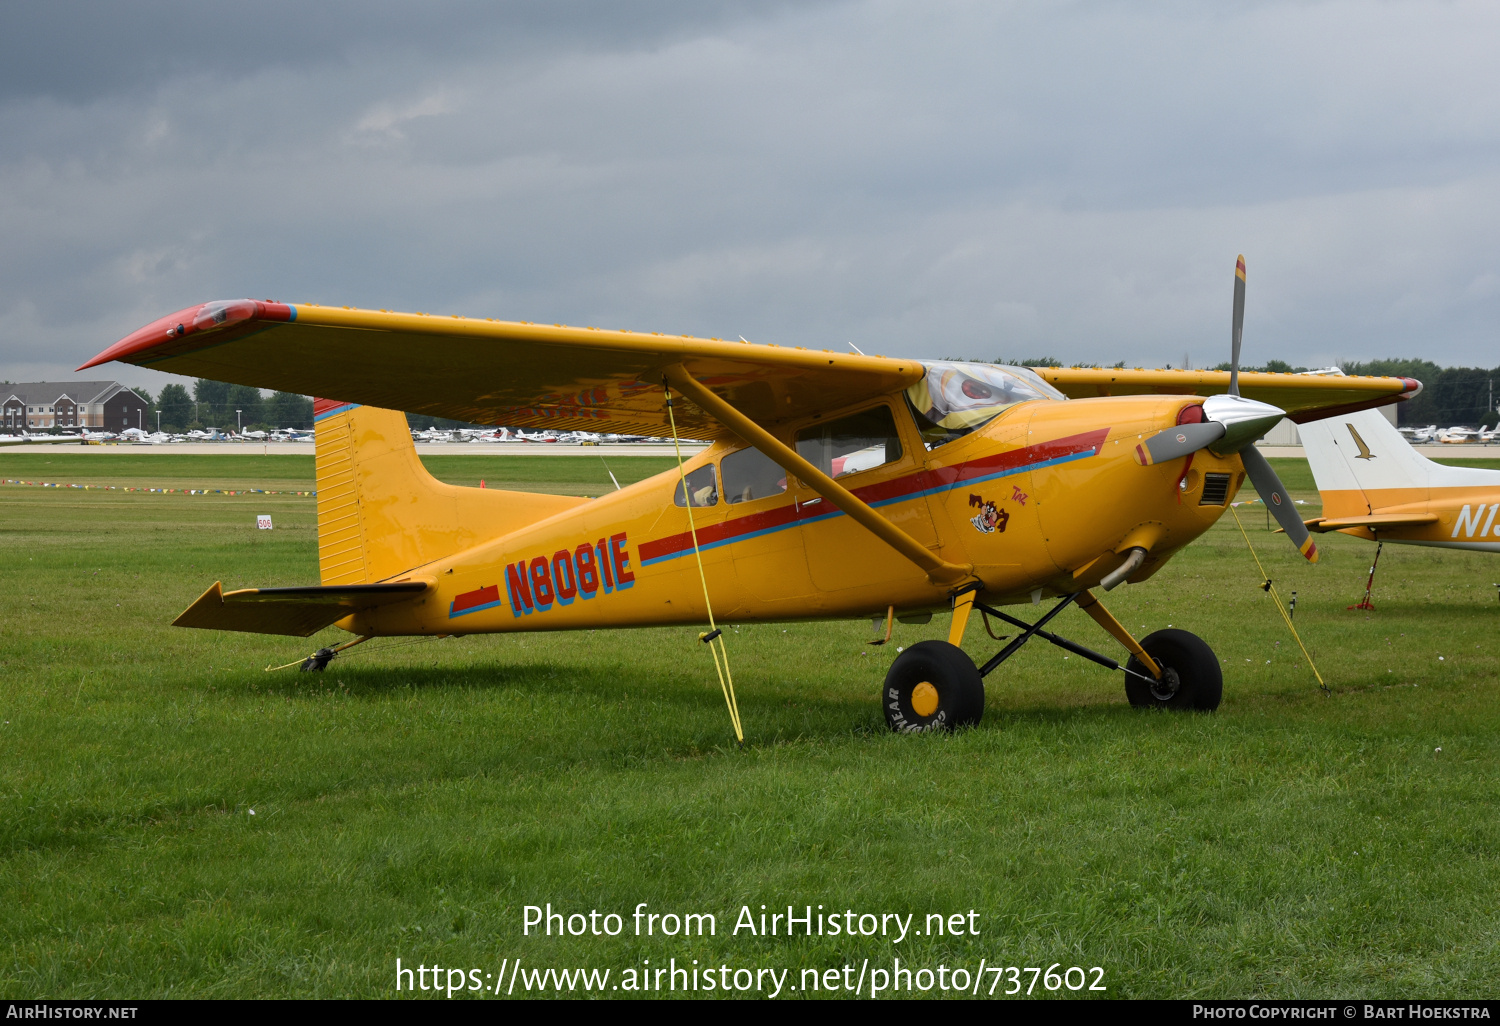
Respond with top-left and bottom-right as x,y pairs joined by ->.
664,382 -> 743,744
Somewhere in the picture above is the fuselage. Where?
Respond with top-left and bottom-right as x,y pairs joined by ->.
349,391 -> 1246,637
1317,487 -> 1500,552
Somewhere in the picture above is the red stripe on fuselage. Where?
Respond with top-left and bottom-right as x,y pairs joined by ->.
639,427 -> 1109,564
451,584 -> 500,613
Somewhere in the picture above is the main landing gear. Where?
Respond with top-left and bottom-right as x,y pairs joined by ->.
881,591 -> 1222,732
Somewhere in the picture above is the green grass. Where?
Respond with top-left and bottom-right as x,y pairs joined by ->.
1,456 -> 1498,999
0,453 -> 678,496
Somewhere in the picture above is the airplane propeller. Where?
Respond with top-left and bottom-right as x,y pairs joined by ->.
1138,254 -> 1318,562
1229,253 -> 1245,397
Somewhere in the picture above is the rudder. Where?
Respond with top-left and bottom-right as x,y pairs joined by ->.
313,399 -> 588,584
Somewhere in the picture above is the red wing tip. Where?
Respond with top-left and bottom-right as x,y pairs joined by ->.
81,299 -> 294,370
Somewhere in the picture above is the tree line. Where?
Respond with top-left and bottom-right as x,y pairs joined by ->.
1337,359 -> 1498,429
130,381 -> 315,433
132,380 -> 478,433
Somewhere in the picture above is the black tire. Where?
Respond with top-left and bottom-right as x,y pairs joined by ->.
1124,628 -> 1222,711
883,640 -> 984,732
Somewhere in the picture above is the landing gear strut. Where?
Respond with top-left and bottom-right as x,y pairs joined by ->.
880,591 -> 1222,731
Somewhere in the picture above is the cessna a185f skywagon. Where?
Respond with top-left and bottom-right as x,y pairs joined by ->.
82,259 -> 1420,731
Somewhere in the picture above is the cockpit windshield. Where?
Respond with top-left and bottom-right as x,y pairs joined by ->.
905,361 -> 1065,448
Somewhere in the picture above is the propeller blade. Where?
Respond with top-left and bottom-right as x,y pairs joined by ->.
1240,445 -> 1318,562
1229,254 -> 1246,397
1138,420 -> 1225,466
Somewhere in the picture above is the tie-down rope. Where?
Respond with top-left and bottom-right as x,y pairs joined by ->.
1230,505 -> 1327,693
663,382 -> 744,742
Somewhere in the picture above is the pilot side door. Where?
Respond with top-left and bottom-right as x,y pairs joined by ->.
792,401 -> 941,596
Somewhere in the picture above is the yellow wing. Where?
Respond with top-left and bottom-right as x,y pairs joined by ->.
82,300 -> 923,439
1035,368 -> 1420,423
82,300 -> 1419,435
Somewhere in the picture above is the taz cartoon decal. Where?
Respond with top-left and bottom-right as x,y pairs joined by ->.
968,493 -> 1009,535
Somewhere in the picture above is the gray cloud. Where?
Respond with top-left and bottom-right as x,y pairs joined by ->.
2,0 -> 1497,394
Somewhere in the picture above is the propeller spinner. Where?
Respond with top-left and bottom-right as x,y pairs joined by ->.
1139,254 -> 1318,562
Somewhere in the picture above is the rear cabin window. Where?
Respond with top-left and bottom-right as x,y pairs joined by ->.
721,446 -> 786,504
794,405 -> 902,480
673,463 -> 718,507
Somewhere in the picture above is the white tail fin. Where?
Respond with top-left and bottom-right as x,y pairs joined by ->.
1299,407 -> 1498,516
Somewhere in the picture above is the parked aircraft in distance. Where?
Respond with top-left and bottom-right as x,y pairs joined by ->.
1400,425 -> 1439,443
1439,426 -> 1480,444
0,432 -> 83,447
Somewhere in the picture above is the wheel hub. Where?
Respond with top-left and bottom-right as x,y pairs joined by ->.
1149,666 -> 1181,703
911,681 -> 939,718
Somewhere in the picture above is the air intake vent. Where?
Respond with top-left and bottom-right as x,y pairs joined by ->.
1200,472 -> 1231,506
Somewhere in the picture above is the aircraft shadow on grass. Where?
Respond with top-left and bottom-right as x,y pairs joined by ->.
255,659 -> 866,719
254,657 -> 1163,740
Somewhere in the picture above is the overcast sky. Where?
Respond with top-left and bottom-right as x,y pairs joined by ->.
2,0 -> 1496,393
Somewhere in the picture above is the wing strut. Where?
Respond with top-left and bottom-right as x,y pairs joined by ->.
664,365 -> 975,588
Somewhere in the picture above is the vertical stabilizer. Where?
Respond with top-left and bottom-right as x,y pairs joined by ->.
1298,407 -> 1497,516
313,400 -> 588,584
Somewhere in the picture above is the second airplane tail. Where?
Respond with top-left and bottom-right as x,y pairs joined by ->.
1298,407 -> 1497,518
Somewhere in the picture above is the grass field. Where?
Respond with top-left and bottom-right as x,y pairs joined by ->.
2,453 -> 1498,999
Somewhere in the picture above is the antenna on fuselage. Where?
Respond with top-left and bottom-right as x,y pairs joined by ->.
848,341 -> 866,355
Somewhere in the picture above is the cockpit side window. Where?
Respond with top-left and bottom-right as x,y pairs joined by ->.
794,405 -> 903,479
721,445 -> 787,504
673,463 -> 718,507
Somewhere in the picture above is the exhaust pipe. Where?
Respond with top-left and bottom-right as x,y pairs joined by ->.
1100,547 -> 1147,592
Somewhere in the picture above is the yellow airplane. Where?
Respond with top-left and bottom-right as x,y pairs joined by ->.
81,259 -> 1419,731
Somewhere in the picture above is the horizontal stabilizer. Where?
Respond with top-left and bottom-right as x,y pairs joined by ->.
1303,513 -> 1440,534
173,580 -> 430,637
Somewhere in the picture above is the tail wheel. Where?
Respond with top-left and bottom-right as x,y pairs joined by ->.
883,640 -> 985,732
1124,628 -> 1222,711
